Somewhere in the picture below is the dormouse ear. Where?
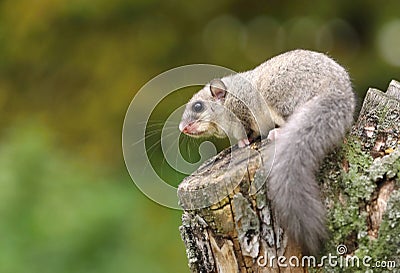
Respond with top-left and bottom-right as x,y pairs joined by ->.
209,79 -> 227,100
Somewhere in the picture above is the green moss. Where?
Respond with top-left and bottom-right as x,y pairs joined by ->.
328,139 -> 374,243
318,139 -> 400,272
377,105 -> 390,126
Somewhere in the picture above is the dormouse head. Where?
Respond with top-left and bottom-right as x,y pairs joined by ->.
179,78 -> 228,138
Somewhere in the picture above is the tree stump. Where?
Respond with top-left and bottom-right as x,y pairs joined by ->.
178,80 -> 400,273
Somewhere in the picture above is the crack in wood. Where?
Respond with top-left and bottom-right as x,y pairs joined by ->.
367,179 -> 396,239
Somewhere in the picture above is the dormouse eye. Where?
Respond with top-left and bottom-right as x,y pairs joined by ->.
192,101 -> 204,113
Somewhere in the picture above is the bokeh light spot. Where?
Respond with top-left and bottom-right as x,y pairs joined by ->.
377,20 -> 400,67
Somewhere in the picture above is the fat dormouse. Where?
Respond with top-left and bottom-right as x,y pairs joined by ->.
179,49 -> 356,255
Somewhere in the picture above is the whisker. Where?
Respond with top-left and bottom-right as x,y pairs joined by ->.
173,134 -> 184,181
146,129 -> 177,158
145,138 -> 162,155
138,127 -> 181,177
160,131 -> 179,177
186,136 -> 197,162
131,124 -> 179,147
139,137 -> 163,176
145,122 -> 169,128
138,120 -> 165,125
130,130 -> 161,147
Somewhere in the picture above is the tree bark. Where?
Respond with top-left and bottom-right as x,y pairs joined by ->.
178,80 -> 400,273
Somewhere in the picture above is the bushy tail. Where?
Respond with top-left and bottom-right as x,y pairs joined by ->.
266,89 -> 355,255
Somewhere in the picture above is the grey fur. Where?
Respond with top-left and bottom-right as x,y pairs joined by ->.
179,49 -> 356,255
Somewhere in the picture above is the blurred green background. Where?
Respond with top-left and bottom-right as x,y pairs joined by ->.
1,1 -> 400,272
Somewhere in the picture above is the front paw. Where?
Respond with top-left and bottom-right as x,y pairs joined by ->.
238,138 -> 250,148
267,128 -> 280,141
